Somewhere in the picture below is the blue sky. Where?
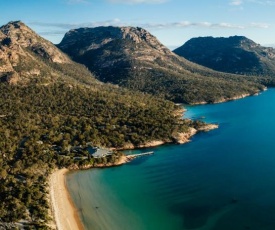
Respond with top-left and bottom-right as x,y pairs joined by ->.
1,0 -> 275,49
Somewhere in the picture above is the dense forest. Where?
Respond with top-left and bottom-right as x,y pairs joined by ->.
123,61 -> 267,103
0,81 -> 204,228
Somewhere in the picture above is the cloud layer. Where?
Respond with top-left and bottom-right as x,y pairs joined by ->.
32,19 -> 270,37
230,0 -> 243,5
230,0 -> 275,6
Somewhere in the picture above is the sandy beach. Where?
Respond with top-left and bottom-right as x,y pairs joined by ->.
48,154 -> 151,229
50,168 -> 84,230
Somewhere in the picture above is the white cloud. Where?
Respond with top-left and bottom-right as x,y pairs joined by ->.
247,0 -> 275,5
230,0 -> 243,5
31,19 -> 270,38
31,19 -> 123,30
250,22 -> 270,28
144,21 -> 246,30
67,0 -> 89,4
107,0 -> 168,4
230,0 -> 275,6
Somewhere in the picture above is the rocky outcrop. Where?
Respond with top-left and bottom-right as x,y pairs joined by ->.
0,21 -> 97,85
114,123 -> 219,150
197,124 -> 219,132
0,71 -> 19,84
173,127 -> 197,144
173,124 -> 218,144
0,21 -> 70,64
117,140 -> 166,150
58,26 -> 170,57
190,93 -> 256,105
138,140 -> 165,148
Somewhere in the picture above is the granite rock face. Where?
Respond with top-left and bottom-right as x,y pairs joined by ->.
0,21 -> 70,63
0,21 -> 69,83
58,26 -> 173,83
0,21 -> 97,85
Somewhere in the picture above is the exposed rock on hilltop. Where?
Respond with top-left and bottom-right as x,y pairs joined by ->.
58,26 -> 171,83
174,36 -> 275,79
58,26 -> 265,104
60,26 -> 169,57
0,21 -> 70,63
0,21 -> 96,84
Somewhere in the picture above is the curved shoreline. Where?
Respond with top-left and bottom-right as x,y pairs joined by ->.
49,124 -> 219,230
49,156 -> 141,230
45,89 -> 267,230
189,89 -> 267,105
49,168 -> 84,230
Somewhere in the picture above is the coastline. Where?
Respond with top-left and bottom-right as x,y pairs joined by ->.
189,89 -> 267,105
49,155 -> 148,230
45,88 -> 265,229
55,88 -> 275,230
49,120 -> 219,230
49,168 -> 84,230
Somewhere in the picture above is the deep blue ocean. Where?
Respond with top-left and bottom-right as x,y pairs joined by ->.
66,88 -> 275,230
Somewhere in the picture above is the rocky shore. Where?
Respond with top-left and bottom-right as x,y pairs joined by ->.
68,122 -> 219,171
173,124 -> 219,144
190,90 -> 267,105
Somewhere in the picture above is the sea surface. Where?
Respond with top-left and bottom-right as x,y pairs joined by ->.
66,88 -> 275,230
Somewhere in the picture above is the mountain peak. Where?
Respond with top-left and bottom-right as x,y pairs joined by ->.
59,26 -> 170,57
1,20 -> 26,29
0,20 -> 70,64
58,25 -> 175,84
65,26 -> 156,43
0,21 -> 76,84
183,35 -> 255,48
58,26 -> 264,103
174,36 -> 275,76
0,20 -> 33,38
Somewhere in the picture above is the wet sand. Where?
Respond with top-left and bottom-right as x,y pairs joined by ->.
50,168 -> 84,230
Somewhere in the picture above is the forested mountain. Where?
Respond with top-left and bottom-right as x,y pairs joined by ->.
174,36 -> 275,81
58,26 -> 265,104
0,21 -> 207,228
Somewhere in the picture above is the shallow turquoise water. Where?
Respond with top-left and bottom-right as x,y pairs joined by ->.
67,89 -> 275,230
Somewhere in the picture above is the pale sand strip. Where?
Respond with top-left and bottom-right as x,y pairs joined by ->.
50,168 -> 84,230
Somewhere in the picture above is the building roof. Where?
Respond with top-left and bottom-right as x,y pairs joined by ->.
90,148 -> 113,158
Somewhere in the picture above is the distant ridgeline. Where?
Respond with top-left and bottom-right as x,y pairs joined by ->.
0,21 -> 206,228
173,36 -> 275,86
58,26 -> 266,104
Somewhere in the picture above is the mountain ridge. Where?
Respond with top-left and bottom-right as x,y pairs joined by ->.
0,20 -> 70,63
58,26 -> 265,104
0,20 -> 98,85
173,36 -> 275,78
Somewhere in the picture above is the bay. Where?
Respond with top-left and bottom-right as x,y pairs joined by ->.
66,88 -> 275,230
